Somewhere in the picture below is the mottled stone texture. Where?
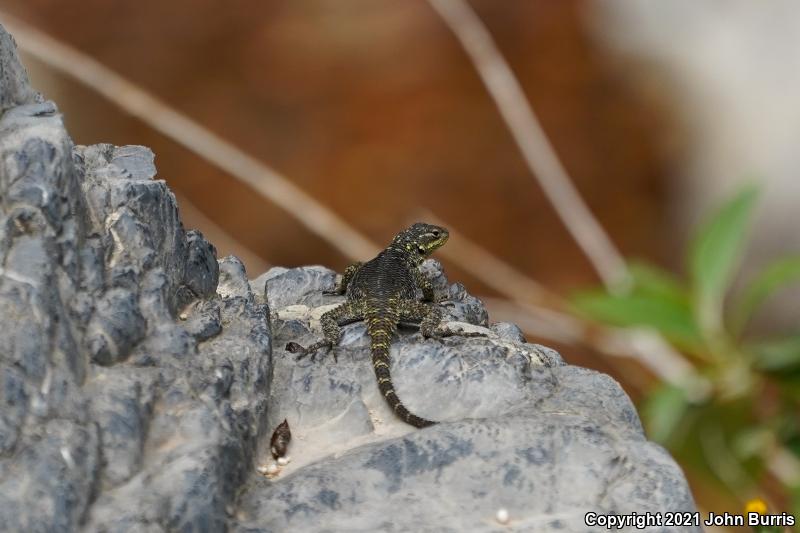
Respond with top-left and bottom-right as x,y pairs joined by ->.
0,24 -> 270,532
0,23 -> 697,533
241,265 -> 697,533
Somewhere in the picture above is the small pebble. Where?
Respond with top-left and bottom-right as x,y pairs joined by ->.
270,419 -> 292,459
496,508 -> 510,525
256,463 -> 279,476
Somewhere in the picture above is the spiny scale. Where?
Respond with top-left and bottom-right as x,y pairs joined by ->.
287,222 -> 450,428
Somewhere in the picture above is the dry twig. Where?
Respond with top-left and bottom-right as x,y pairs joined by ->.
482,297 -> 697,384
427,0 -> 630,290
419,212 -> 561,308
423,2 -> 708,393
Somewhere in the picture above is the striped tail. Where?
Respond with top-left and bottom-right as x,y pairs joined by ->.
368,316 -> 436,429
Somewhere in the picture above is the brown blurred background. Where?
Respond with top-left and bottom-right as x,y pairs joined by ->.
4,1 -> 799,525
1,0 -> 673,280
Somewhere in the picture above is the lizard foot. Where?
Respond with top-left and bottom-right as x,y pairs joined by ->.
286,341 -> 336,362
321,286 -> 343,296
322,278 -> 344,295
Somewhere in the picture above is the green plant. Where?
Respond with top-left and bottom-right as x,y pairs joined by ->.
571,184 -> 800,522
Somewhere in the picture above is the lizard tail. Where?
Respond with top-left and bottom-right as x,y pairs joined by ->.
369,321 -> 436,429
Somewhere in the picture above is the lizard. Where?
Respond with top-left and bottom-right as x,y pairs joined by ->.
286,222 -> 478,428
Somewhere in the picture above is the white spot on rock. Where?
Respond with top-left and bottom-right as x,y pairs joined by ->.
496,508 -> 510,525
60,447 -> 75,469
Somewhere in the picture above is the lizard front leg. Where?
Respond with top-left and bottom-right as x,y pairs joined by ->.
327,262 -> 363,295
286,301 -> 363,362
412,268 -> 436,302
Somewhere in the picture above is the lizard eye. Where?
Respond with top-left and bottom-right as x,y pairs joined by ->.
432,230 -> 440,237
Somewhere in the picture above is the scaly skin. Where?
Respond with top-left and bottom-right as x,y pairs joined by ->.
287,222 -> 469,428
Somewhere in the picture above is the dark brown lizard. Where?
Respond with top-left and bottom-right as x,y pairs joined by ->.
287,222 -> 479,428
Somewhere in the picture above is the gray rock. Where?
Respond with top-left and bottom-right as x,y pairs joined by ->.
0,24 -> 269,533
256,264 -> 337,310
0,22 -> 698,533
244,266 -> 698,532
184,229 -> 220,299
0,27 -> 42,113
86,287 -> 147,365
490,321 -> 526,343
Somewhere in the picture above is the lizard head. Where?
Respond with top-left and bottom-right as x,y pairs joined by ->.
393,222 -> 449,262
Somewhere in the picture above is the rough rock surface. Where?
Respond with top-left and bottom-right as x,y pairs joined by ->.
0,23 -> 698,533
0,25 -> 270,532
241,266 -> 697,533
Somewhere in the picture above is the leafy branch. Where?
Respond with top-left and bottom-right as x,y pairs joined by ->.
572,185 -> 800,520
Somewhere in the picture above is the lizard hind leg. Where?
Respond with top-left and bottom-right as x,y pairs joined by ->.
286,301 -> 364,362
286,339 -> 331,362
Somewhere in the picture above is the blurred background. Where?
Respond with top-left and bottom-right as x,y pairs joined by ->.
2,1 -> 799,529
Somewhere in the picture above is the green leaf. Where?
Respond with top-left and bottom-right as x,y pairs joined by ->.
779,415 -> 800,459
571,290 -> 701,349
732,426 -> 772,460
732,255 -> 800,334
628,261 -> 690,305
643,384 -> 690,443
689,185 -> 759,335
749,335 -> 800,372
792,489 -> 800,533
